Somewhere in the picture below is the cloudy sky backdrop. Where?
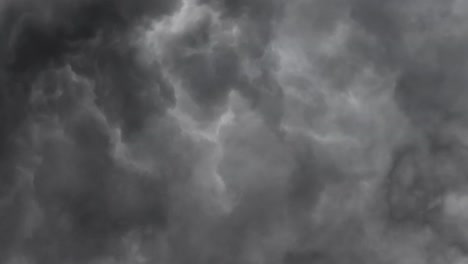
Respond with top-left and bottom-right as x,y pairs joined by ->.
1,0 -> 468,263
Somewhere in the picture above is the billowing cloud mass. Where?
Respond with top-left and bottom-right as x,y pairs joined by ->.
0,0 -> 468,263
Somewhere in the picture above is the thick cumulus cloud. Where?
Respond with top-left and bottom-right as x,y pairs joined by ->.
1,0 -> 468,263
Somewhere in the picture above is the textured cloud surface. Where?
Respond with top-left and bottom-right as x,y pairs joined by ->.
1,0 -> 468,263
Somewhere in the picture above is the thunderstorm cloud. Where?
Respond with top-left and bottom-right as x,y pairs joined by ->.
0,0 -> 468,263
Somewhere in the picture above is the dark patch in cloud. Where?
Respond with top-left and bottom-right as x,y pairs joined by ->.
0,0 -> 179,263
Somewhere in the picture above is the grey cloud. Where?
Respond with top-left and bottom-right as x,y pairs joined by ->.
1,0 -> 468,263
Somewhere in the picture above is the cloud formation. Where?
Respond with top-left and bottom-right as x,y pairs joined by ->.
0,0 -> 468,263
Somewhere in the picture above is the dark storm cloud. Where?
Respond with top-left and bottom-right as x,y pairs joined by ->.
147,0 -> 284,126
346,0 -> 468,254
17,67 -> 172,263
0,0 -> 180,263
270,0 -> 468,262
1,0 -> 178,73
1,0 -> 468,263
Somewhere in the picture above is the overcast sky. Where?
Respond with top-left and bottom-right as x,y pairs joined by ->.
1,0 -> 468,263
